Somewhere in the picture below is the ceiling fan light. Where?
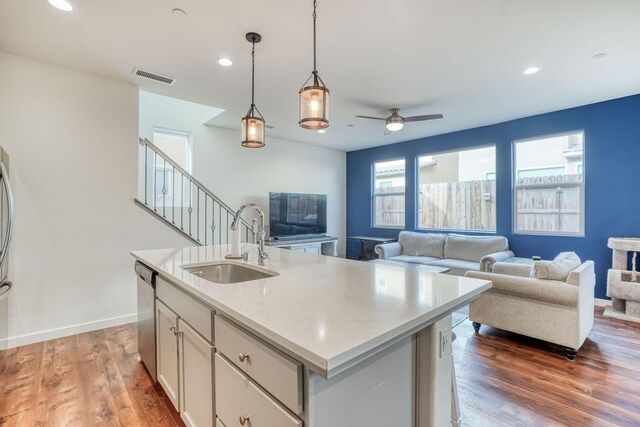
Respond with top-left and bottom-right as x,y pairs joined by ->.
386,122 -> 404,132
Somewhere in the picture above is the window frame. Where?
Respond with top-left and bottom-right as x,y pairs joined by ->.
152,127 -> 193,173
372,157 -> 406,229
512,130 -> 586,237
415,144 -> 497,233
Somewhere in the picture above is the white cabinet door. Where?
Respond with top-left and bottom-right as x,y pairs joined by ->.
180,319 -> 215,427
156,299 -> 180,411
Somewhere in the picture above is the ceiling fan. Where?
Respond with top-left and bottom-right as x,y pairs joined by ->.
356,108 -> 443,134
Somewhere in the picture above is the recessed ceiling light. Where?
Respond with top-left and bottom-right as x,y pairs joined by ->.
217,58 -> 233,67
172,8 -> 186,15
593,52 -> 606,59
48,0 -> 73,12
523,67 -> 540,75
318,129 -> 326,134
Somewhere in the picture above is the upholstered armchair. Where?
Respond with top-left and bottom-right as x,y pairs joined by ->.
465,260 -> 595,359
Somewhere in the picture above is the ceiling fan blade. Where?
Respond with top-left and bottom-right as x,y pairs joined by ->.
404,114 -> 444,122
356,115 -> 386,121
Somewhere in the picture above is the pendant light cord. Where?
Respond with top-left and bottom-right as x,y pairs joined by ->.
251,41 -> 256,108
313,0 -> 317,73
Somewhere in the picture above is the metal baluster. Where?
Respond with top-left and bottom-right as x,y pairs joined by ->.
211,199 -> 220,245
211,199 -> 216,245
153,152 -> 158,212
197,188 -> 200,242
226,212 -> 229,245
204,194 -> 208,245
162,158 -> 167,218
144,143 -> 148,205
172,165 -> 176,224
219,205 -> 222,245
188,180 -> 193,236
181,173 -> 184,230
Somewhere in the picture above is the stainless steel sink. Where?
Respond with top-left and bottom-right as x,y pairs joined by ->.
182,263 -> 278,284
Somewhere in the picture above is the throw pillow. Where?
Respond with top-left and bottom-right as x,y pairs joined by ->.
531,252 -> 582,281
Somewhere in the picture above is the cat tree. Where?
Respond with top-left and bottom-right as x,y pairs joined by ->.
605,237 -> 640,322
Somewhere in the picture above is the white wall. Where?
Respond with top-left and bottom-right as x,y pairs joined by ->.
139,91 -> 347,254
0,52 -> 192,348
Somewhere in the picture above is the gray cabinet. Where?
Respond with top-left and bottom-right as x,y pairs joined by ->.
156,300 -> 180,410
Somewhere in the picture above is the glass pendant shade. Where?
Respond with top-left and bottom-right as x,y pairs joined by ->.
241,113 -> 265,148
299,78 -> 330,129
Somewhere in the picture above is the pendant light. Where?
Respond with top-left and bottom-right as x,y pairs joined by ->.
299,0 -> 330,130
241,32 -> 265,148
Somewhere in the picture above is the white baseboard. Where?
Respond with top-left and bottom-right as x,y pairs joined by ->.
595,298 -> 610,308
0,313 -> 138,350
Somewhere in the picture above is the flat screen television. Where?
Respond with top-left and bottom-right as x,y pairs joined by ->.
269,192 -> 327,239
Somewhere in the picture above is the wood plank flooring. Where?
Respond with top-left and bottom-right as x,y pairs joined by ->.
0,307 -> 638,426
454,308 -> 640,426
0,325 -> 184,426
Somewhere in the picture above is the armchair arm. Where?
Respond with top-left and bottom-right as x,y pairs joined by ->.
480,250 -> 515,272
374,242 -> 402,259
465,271 -> 578,307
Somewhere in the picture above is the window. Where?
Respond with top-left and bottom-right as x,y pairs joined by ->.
513,131 -> 584,235
417,146 -> 496,231
373,159 -> 405,228
153,129 -> 192,206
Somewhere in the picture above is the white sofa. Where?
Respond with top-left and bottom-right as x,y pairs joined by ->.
465,258 -> 595,359
374,231 -> 515,276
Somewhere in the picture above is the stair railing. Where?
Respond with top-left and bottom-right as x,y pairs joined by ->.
136,138 -> 256,246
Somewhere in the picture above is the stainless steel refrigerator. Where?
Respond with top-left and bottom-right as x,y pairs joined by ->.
0,147 -> 15,349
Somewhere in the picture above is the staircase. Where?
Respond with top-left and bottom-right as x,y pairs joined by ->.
135,138 -> 255,245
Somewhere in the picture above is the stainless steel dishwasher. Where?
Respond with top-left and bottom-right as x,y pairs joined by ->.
136,261 -> 157,381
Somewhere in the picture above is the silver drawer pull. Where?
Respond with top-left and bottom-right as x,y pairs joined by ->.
239,415 -> 250,425
238,353 -> 250,362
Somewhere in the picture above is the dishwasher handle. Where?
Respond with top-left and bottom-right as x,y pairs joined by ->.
135,262 -> 156,286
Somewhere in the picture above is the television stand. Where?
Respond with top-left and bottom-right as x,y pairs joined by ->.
266,236 -> 338,257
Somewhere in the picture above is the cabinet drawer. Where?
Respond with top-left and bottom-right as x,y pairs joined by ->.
215,316 -> 302,415
215,354 -> 302,427
157,276 -> 213,343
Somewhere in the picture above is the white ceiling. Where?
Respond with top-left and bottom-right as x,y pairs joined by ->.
2,0 -> 639,152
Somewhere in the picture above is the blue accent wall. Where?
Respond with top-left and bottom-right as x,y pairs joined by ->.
347,94 -> 640,299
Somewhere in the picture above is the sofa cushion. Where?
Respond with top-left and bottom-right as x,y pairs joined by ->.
443,234 -> 509,262
398,231 -> 446,258
531,252 -> 582,282
388,255 -> 441,265
428,259 -> 480,276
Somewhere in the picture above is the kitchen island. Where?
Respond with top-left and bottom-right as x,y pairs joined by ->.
131,244 -> 491,427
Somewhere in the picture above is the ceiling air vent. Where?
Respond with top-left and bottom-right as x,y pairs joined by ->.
132,68 -> 176,86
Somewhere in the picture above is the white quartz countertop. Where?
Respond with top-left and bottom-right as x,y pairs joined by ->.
131,244 -> 491,379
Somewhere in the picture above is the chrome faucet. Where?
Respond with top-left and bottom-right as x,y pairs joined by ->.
231,203 -> 269,266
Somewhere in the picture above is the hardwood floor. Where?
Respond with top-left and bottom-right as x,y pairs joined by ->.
454,308 -> 640,426
0,308 -> 638,426
0,325 -> 184,426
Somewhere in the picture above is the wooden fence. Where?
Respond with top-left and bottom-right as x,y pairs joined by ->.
376,174 -> 581,232
515,174 -> 582,233
374,186 -> 405,227
418,180 -> 496,231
